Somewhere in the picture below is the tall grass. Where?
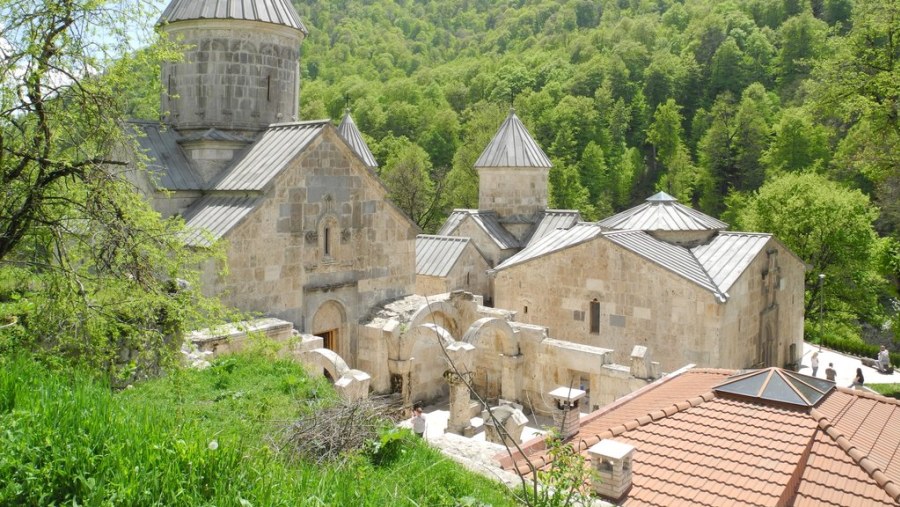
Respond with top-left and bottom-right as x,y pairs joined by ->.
0,354 -> 516,506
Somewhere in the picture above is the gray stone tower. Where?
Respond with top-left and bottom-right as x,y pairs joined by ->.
158,0 -> 307,135
475,109 -> 552,238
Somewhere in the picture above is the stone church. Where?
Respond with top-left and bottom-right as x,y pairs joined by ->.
132,0 -> 806,413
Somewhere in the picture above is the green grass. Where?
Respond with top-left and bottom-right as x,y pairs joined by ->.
0,353 -> 517,506
868,383 -> 900,400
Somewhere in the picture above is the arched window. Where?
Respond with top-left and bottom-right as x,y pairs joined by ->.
318,214 -> 339,261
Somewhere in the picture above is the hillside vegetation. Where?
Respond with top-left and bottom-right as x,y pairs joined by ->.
291,0 -> 899,346
0,353 -> 518,506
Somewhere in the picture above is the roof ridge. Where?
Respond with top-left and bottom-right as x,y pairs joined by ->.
268,119 -> 332,128
688,244 -> 728,302
810,406 -> 900,502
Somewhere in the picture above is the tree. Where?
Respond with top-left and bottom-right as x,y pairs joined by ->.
762,108 -> 829,173
647,99 -> 700,201
0,0 -> 227,378
381,139 -> 443,232
736,173 -> 887,337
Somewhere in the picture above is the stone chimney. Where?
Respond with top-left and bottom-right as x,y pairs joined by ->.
548,386 -> 585,440
588,439 -> 635,501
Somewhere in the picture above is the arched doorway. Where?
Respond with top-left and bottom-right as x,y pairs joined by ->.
312,300 -> 347,359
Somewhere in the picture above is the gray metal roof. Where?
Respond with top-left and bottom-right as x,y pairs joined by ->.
604,230 -> 722,297
494,223 -> 604,271
715,368 -> 834,408
159,0 -> 308,34
692,232 -> 771,293
474,109 -> 552,168
212,121 -> 328,191
437,210 -> 520,250
181,194 -> 263,247
337,110 -> 378,169
526,210 -> 582,247
416,235 -> 479,277
179,128 -> 253,143
128,121 -> 205,191
597,191 -> 728,232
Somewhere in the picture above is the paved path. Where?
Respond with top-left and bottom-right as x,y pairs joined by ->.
799,341 -> 900,389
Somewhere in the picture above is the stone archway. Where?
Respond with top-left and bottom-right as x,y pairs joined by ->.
410,300 -> 462,339
312,300 -> 346,359
462,317 -> 519,403
305,348 -> 351,382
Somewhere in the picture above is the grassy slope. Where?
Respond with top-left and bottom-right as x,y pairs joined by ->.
0,353 -> 516,506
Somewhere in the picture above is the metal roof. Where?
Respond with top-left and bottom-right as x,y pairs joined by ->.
181,194 -> 263,247
159,0 -> 308,34
128,121 -> 205,191
494,223 -> 604,271
416,235 -> 479,277
337,110 -> 378,169
526,210 -> 581,247
437,209 -> 520,250
179,128 -> 253,143
212,121 -> 328,191
715,367 -> 835,408
597,191 -> 728,231
605,230 -> 723,298
692,232 -> 771,293
474,109 -> 552,168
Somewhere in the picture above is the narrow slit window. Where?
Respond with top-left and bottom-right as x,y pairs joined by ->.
590,299 -> 600,334
324,226 -> 331,256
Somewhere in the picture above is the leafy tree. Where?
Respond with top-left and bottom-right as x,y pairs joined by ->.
776,13 -> 827,100
380,139 -> 442,232
0,0 -> 229,378
762,107 -> 830,173
736,173 -> 887,337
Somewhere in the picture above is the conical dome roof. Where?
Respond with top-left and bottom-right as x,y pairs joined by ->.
598,192 -> 728,232
337,110 -> 378,169
474,109 -> 551,168
159,0 -> 307,34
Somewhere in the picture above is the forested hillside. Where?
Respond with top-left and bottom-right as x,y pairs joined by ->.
292,0 -> 898,344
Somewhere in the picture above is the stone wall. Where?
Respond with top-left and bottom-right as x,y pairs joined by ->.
477,166 -> 548,220
450,218 -> 516,267
492,235 -> 805,372
199,127 -> 417,369
161,20 -> 303,132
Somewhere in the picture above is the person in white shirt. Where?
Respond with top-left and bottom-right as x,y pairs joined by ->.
411,403 -> 427,439
879,345 -> 891,373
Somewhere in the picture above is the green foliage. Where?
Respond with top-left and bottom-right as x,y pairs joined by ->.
737,172 -> 887,337
0,0 -> 232,380
0,353 -> 518,506
521,430 -> 595,507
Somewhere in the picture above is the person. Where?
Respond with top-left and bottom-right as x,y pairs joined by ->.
825,363 -> 836,382
810,352 -> 819,377
851,368 -> 865,390
411,403 -> 427,439
879,345 -> 891,373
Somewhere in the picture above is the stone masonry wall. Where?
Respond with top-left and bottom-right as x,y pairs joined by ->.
493,237 -> 730,372
162,20 -> 302,132
478,166 -> 548,220
200,127 -> 417,368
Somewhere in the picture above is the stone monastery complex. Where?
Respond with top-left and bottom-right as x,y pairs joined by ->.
132,0 -> 805,418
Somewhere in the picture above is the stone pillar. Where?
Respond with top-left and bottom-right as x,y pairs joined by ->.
548,386 -> 586,440
588,439 -> 635,502
447,371 -> 474,435
500,354 -> 523,402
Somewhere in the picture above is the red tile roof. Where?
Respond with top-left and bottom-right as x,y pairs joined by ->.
506,368 -> 900,506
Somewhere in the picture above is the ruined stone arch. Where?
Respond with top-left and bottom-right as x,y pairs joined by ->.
400,323 -> 455,361
462,317 -> 518,403
410,300 -> 462,339
305,348 -> 350,382
312,299 -> 346,357
462,317 -> 518,357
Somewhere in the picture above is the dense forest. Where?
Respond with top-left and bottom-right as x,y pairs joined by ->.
287,0 -> 898,345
